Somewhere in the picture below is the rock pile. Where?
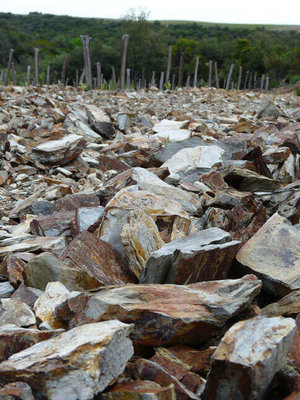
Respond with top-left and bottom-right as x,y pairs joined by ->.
0,84 -> 299,399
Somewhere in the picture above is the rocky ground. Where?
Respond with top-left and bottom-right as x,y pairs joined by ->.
0,85 -> 299,400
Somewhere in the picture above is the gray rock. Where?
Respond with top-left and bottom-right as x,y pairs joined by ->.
0,282 -> 14,299
117,114 -> 131,131
31,201 -> 54,216
203,316 -> 296,400
75,206 -> 104,233
86,105 -> 114,139
0,321 -> 134,400
140,228 -> 240,284
258,101 -> 280,118
0,299 -> 36,327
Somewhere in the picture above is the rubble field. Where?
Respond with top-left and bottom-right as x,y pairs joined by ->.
0,85 -> 299,400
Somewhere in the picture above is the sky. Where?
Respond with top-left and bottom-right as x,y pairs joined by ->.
1,0 -> 300,25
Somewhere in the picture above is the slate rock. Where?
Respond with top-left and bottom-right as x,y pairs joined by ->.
31,200 -> 54,216
140,228 -> 240,284
0,299 -> 36,328
53,193 -> 100,212
86,105 -> 114,139
72,206 -> 104,235
203,316 -> 296,400
0,382 -> 34,400
101,380 -> 175,399
0,282 -> 14,299
0,321 -> 134,400
236,213 -> 300,296
56,275 -> 261,347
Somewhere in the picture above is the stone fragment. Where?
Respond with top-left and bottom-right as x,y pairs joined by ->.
24,252 -> 100,291
53,193 -> 100,212
203,316 -> 296,400
56,275 -> 261,347
126,358 -> 202,399
72,206 -> 104,235
34,281 -> 77,329
154,129 -> 191,142
236,213 -> 300,296
11,284 -> 41,309
0,282 -> 14,299
118,114 -> 131,131
162,145 -> 224,175
257,101 -> 280,118
9,190 -> 44,219
0,382 -> 34,400
0,324 -> 62,362
0,321 -> 134,400
0,236 -> 67,258
224,167 -> 280,192
31,200 -> 54,216
0,170 -> 9,186
60,230 -> 136,285
98,154 -> 130,174
30,211 -> 75,237
262,290 -> 300,317
153,119 -> 189,132
121,209 -> 165,279
140,228 -> 240,284
0,299 -> 35,327
200,171 -> 228,191
30,134 -> 86,165
86,105 -> 114,139
101,380 -> 176,399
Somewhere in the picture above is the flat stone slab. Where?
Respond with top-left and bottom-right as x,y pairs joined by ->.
140,228 -> 240,284
203,316 -> 296,400
56,274 -> 261,347
236,213 -> 300,296
0,320 -> 134,400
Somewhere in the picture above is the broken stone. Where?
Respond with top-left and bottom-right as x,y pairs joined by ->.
53,193 -> 100,212
86,105 -> 114,139
262,290 -> 300,317
31,200 -> 54,216
0,320 -> 134,400
56,274 -> 261,347
203,316 -> 296,400
0,282 -> 14,299
72,206 -> 104,235
0,299 -> 36,327
30,211 -> 75,237
0,382 -> 34,400
235,213 -> 300,296
140,228 -> 240,284
11,284 -> 41,309
101,380 -> 176,399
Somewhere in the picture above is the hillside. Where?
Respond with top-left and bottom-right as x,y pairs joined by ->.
0,11 -> 299,87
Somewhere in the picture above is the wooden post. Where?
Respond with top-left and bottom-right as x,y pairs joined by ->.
248,72 -> 253,89
93,77 -> 97,89
75,69 -> 79,87
200,79 -> 204,87
61,54 -> 69,86
186,75 -> 191,87
79,70 -> 85,84
111,66 -> 117,89
142,68 -> 145,88
80,35 -> 93,90
166,45 -> 172,84
151,71 -> 155,86
237,66 -> 242,90
265,76 -> 269,91
54,71 -> 58,85
260,74 -> 265,91
34,48 -> 39,85
225,64 -> 234,90
193,56 -> 199,88
159,72 -> 165,91
207,60 -> 212,87
12,64 -> 16,86
243,71 -> 249,89
120,34 -> 129,90
126,68 -> 130,88
231,81 -> 234,90
0,70 -> 3,84
96,62 -> 101,89
26,65 -> 31,86
46,65 -> 50,86
253,71 -> 257,89
4,48 -> 14,86
214,61 -> 220,89
65,78 -> 69,86
178,53 -> 184,87
172,74 -> 176,90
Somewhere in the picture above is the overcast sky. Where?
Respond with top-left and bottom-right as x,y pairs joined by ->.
1,0 -> 300,25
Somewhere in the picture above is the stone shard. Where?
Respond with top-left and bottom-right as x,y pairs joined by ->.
0,324 -> 62,362
0,381 -> 34,400
56,275 -> 261,347
30,211 -> 75,237
24,252 -> 100,291
60,230 -> 136,286
0,282 -> 14,299
235,213 -> 300,296
224,167 -> 280,192
101,380 -> 176,399
0,320 -> 134,400
262,290 -> 300,317
53,193 -> 100,212
72,206 -> 104,235
140,228 -> 240,284
0,299 -> 36,328
203,316 -> 296,400
30,134 -> 86,165
11,284 -> 41,309
121,209 -> 165,279
86,105 -> 114,139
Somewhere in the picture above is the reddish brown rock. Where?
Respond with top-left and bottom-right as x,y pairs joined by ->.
55,275 -> 261,347
102,380 -> 176,399
0,324 -> 62,362
60,230 -> 136,286
289,314 -> 300,369
53,193 -> 100,212
98,154 -> 130,174
30,211 -> 75,237
4,254 -> 26,287
11,284 -> 41,309
262,291 -> 300,317
0,382 -> 34,400
200,171 -> 228,191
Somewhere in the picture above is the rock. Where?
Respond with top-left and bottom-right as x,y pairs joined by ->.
24,252 -> 100,291
86,105 -> 114,139
162,145 -> 224,175
258,101 -> 280,118
11,284 -> 41,309
60,230 -> 136,286
262,290 -> 300,317
53,193 -> 100,212
0,320 -> 134,400
118,114 -> 131,131
30,211 -> 75,237
31,200 -> 54,216
98,155 -> 130,174
235,213 -> 300,296
121,209 -> 165,279
30,134 -> 86,165
0,382 -> 34,400
9,189 -> 44,219
153,119 -> 189,132
72,206 -> 104,235
154,129 -> 191,142
0,324 -> 62,362
0,282 -> 14,298
224,167 -> 280,192
0,170 -> 9,186
56,275 -> 261,347
101,380 -> 176,399
0,299 -> 36,327
203,316 -> 296,400
140,228 -> 240,284
0,236 -> 67,258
